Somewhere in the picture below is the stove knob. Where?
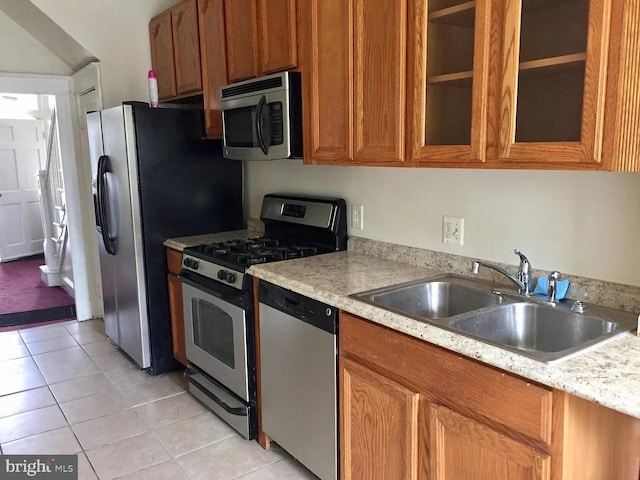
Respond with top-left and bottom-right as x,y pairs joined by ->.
183,259 -> 190,268
217,269 -> 226,280
225,272 -> 236,284
191,260 -> 199,270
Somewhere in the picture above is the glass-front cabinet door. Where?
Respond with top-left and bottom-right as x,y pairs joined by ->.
407,0 -> 491,164
493,0 -> 609,166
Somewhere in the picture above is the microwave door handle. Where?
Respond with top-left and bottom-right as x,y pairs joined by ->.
255,95 -> 269,155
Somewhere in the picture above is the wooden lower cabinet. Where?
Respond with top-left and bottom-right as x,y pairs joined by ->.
167,248 -> 187,367
341,357 -> 419,480
339,312 -> 640,480
430,405 -> 550,480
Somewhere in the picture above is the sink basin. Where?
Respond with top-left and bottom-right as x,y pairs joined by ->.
449,302 -> 632,362
351,273 -> 637,363
352,274 -> 502,320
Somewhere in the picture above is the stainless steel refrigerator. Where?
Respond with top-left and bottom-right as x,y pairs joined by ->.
87,102 -> 244,374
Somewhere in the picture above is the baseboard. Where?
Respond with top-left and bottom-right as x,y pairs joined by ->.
61,275 -> 75,298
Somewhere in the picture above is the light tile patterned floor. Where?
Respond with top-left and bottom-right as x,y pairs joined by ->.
0,319 -> 318,480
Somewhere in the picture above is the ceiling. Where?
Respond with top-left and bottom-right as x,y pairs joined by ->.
0,0 -> 97,72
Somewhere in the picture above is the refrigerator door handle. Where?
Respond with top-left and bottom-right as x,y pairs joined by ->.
97,155 -> 117,255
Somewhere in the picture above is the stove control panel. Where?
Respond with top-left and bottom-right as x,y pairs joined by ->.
217,269 -> 237,284
181,255 -> 245,290
183,258 -> 199,270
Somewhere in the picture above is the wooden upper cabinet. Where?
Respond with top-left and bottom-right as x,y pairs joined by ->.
341,357 -> 420,480
257,0 -> 298,74
430,405 -> 551,480
172,0 -> 202,95
488,0 -> 609,167
198,0 -> 228,138
300,0 -> 407,166
300,0 -> 353,164
149,0 -> 202,100
353,0 -> 407,164
150,11 -> 177,99
224,0 -> 260,82
224,0 -> 298,83
407,0 -> 491,165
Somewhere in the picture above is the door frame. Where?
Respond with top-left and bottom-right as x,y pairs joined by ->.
0,71 -> 102,321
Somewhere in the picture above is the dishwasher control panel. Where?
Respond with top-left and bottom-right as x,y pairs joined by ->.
258,281 -> 337,334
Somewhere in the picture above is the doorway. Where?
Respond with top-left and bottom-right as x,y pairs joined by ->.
0,70 -> 103,326
0,92 -> 76,328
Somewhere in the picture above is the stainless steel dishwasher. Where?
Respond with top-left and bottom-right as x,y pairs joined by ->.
258,281 -> 337,480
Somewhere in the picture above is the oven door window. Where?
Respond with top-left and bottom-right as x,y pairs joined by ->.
191,297 -> 235,368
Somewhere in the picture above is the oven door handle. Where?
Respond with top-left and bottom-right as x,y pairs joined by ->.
178,271 -> 248,307
186,368 -> 248,416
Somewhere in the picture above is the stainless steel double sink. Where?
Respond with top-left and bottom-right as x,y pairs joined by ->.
351,274 -> 638,363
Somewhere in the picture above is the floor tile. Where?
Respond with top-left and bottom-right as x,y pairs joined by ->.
32,345 -> 93,366
49,373 -> 115,404
72,331 -> 106,345
113,460 -> 189,480
237,458 -> 319,480
72,409 -> 148,451
49,373 -> 113,403
85,431 -> 171,480
0,405 -> 67,443
117,375 -> 184,407
20,325 -> 71,344
78,453 -> 99,480
64,319 -> 105,335
0,357 -> 46,396
91,350 -> 135,371
153,411 -> 236,457
133,392 -> 206,429
26,335 -> 78,355
0,342 -> 30,361
0,331 -> 22,346
0,387 -> 56,419
169,370 -> 189,390
81,339 -> 118,357
176,436 -> 286,480
103,364 -> 156,387
0,355 -> 38,375
33,346 -> 100,384
1,426 -> 82,455
60,387 -> 130,424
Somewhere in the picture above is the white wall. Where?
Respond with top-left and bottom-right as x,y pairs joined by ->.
30,0 -> 177,107
0,10 -> 72,76
246,161 -> 640,287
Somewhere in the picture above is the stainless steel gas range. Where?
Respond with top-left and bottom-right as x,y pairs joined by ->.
178,194 -> 347,439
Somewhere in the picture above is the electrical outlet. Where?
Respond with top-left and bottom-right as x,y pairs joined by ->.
442,216 -> 464,246
352,204 -> 364,230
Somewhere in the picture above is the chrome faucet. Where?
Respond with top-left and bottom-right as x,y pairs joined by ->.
547,271 -> 560,303
471,249 -> 532,295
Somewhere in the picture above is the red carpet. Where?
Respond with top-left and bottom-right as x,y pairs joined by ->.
0,256 -> 75,315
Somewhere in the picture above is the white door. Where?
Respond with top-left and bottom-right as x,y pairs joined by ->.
0,119 -> 47,261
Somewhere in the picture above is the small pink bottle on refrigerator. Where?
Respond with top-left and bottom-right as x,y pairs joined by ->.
148,69 -> 159,108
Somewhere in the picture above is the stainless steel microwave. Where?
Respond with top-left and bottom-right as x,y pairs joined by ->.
221,71 -> 303,161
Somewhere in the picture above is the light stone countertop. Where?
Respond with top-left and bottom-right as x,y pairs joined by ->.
247,251 -> 640,420
164,230 -> 252,251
